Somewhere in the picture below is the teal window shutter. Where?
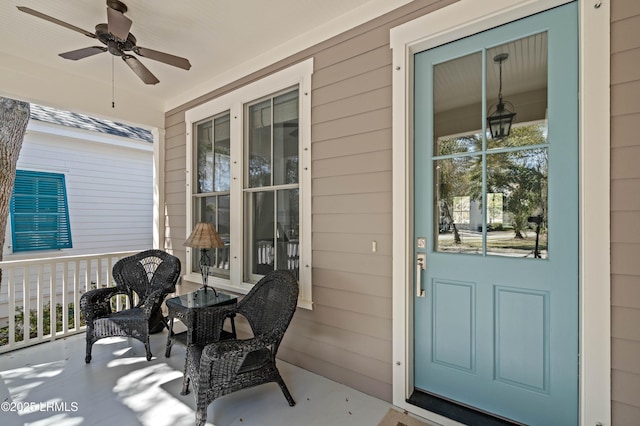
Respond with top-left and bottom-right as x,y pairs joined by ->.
10,170 -> 73,252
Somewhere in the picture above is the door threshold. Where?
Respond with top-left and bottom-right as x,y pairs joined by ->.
407,389 -> 525,426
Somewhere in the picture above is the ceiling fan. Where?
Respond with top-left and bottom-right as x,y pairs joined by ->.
17,0 -> 191,85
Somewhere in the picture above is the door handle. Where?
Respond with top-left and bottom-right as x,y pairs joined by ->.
416,253 -> 426,298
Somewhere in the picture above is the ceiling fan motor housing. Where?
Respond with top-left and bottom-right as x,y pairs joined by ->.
95,23 -> 136,56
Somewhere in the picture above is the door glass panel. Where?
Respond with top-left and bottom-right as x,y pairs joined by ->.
486,148 -> 548,258
434,52 -> 483,155
486,33 -> 548,149
435,155 -> 482,253
433,32 -> 549,259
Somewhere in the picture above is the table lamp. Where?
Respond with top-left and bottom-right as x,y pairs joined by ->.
183,222 -> 224,295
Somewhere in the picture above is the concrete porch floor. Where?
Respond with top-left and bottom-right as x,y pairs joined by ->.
0,331 -> 408,426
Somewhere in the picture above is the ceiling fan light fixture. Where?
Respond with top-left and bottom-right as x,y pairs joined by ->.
487,53 -> 516,139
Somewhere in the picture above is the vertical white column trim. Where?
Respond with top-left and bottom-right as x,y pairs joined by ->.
579,1 -> 611,424
152,127 -> 165,250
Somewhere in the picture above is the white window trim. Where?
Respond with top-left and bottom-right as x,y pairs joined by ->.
390,1 -> 609,425
185,58 -> 313,309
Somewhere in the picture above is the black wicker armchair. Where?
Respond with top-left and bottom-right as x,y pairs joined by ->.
80,249 -> 181,363
181,269 -> 299,426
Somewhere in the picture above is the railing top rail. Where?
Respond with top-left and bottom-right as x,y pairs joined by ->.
0,251 -> 140,267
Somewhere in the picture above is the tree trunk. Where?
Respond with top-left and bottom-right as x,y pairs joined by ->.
440,201 -> 461,244
0,97 -> 30,286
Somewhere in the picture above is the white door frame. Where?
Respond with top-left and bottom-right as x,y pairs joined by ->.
390,1 -> 610,425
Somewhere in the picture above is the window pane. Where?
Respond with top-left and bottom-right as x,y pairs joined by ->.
248,99 -> 272,187
273,90 -> 299,185
486,148 -> 548,258
215,195 -> 231,270
486,33 -> 548,149
213,114 -> 231,192
249,191 -> 275,276
277,189 -> 299,278
194,195 -> 230,276
433,51 -> 483,155
435,155 -> 482,253
196,121 -> 213,193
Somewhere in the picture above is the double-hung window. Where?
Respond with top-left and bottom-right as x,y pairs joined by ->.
186,59 -> 313,308
10,170 -> 73,252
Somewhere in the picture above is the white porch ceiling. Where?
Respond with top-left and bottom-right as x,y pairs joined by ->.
0,0 -> 413,128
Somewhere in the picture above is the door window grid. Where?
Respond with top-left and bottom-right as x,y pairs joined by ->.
433,34 -> 549,258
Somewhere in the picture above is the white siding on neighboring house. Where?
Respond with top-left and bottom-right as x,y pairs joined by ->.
3,115 -> 154,259
0,108 -> 154,327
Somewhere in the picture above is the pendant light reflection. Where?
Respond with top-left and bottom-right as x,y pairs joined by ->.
487,53 -> 516,139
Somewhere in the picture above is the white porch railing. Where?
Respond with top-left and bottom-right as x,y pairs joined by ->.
0,251 -> 138,354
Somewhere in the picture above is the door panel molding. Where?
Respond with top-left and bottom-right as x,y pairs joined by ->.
494,286 -> 549,393
432,279 -> 476,372
390,1 -> 610,425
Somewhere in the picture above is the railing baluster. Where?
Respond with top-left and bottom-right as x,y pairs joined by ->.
0,251 -> 138,353
62,261 -> 68,334
73,260 -> 80,331
22,266 -> 28,343
8,268 -> 15,347
37,264 -> 43,341
50,264 -> 56,341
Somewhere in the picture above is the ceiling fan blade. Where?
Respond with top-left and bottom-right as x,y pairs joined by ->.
59,46 -> 108,60
107,6 -> 132,40
17,7 -> 96,38
133,46 -> 191,70
122,55 -> 159,85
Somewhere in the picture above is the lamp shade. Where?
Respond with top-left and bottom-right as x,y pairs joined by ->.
183,222 -> 224,248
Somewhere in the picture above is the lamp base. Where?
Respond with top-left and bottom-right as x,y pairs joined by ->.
200,282 -> 218,298
199,248 -> 218,297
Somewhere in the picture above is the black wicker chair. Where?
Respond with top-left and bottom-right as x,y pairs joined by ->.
181,269 -> 299,426
80,249 -> 181,363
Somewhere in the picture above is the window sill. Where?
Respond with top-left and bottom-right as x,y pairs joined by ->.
182,272 -> 313,310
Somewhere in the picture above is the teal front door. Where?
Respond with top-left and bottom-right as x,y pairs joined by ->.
413,3 -> 578,425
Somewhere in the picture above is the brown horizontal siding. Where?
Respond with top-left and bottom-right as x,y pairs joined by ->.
611,1 -> 640,422
313,213 -> 391,235
313,192 -> 392,214
312,107 -> 392,142
611,114 -> 640,148
313,170 -> 392,195
313,268 -> 392,299
313,149 -> 392,178
313,66 -> 391,106
278,343 -> 392,401
312,129 -> 391,160
612,401 -> 640,426
288,311 -> 391,361
612,338 -> 640,374
313,232 -> 392,256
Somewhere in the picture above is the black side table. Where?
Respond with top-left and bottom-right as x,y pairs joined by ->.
165,289 -> 237,357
